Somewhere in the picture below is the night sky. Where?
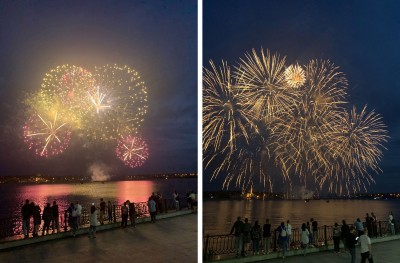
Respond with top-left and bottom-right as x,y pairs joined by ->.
0,0 -> 197,176
203,0 -> 400,193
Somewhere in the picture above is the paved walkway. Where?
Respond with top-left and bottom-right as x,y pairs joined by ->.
0,212 -> 197,263
210,235 -> 400,263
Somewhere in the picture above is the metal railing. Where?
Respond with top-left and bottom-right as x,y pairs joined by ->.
0,198 -> 188,239
203,221 -> 398,260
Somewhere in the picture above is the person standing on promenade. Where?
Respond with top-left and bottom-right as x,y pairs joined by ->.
189,191 -> 197,211
277,222 -> 288,258
41,203 -> 52,236
186,192 -> 192,210
301,223 -> 310,256
251,220 -> 262,255
311,218 -> 319,246
286,220 -> 292,251
333,222 -> 341,253
341,220 -> 350,252
307,221 -> 313,245
388,211 -> 395,235
127,200 -> 136,227
262,218 -> 271,254
173,190 -> 180,211
99,198 -> 106,225
347,226 -> 358,263
107,201 -> 113,223
371,212 -> 378,238
359,228 -> 373,263
148,197 -> 157,223
21,199 -> 31,239
365,213 -> 372,237
243,218 -> 252,256
355,218 -> 364,236
51,200 -> 59,233
230,217 -> 244,258
67,203 -> 78,237
88,203 -> 97,239
32,202 -> 41,238
121,202 -> 128,228
75,201 -> 82,228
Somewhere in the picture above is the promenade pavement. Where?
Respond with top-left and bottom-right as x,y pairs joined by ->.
211,235 -> 400,263
0,211 -> 197,263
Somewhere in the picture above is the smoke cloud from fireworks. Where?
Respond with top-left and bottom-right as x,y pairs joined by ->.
88,162 -> 112,182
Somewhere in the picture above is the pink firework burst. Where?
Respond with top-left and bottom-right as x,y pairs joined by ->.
23,113 -> 72,157
116,136 -> 149,168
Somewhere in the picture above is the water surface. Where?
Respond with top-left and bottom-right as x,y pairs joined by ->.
203,199 -> 400,235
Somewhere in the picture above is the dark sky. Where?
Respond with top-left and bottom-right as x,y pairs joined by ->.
0,0 -> 197,176
203,0 -> 400,193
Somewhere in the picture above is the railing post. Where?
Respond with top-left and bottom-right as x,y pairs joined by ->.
113,204 -> 116,223
378,221 -> 382,237
64,210 -> 68,232
324,225 -> 328,246
204,234 -> 209,261
273,230 -> 277,252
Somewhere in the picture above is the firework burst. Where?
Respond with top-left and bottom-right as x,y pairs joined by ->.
23,112 -> 72,157
116,135 -> 149,168
203,49 -> 388,194
319,105 -> 389,194
203,60 -> 260,184
235,48 -> 299,122
82,64 -> 148,141
39,65 -> 95,128
284,64 -> 306,88
23,64 -> 150,168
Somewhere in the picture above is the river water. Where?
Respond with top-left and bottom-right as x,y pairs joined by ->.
203,199 -> 400,235
0,178 -> 197,219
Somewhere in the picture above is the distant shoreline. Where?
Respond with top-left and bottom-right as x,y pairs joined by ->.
0,173 -> 197,184
204,190 -> 400,200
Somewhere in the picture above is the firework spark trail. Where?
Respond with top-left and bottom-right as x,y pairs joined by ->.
87,86 -> 111,114
203,49 -> 388,194
203,60 -> 260,183
203,61 -> 249,151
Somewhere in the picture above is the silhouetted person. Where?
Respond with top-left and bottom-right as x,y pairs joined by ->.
121,202 -> 128,228
21,199 -> 31,239
148,197 -> 157,223
42,203 -> 52,235
127,200 -> 136,227
99,198 -> 106,225
32,202 -> 41,238
51,200 -> 59,233
230,217 -> 244,258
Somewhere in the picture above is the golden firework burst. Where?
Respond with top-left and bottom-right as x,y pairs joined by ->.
284,64 -> 305,88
